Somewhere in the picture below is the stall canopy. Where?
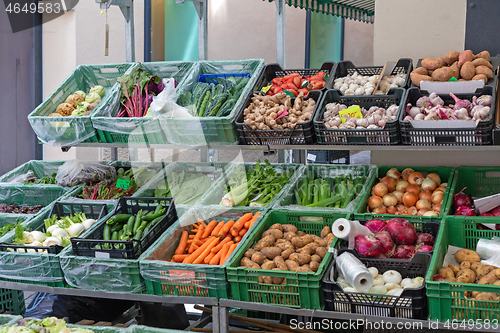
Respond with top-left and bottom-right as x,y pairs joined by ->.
265,0 -> 375,23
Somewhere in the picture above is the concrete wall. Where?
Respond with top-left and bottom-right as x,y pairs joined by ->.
373,0 -> 466,65
344,19 -> 374,65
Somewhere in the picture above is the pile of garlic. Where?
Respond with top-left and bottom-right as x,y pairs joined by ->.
333,72 -> 406,95
323,103 -> 399,129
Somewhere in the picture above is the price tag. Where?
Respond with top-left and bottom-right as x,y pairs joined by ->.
276,109 -> 288,120
95,251 -> 110,259
307,153 -> 317,162
339,105 -> 363,124
116,179 -> 131,189
261,85 -> 272,93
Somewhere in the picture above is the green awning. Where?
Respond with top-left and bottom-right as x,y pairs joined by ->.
266,0 -> 374,23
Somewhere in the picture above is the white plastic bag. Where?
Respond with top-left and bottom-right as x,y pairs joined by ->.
150,78 -> 193,118
56,161 -> 116,187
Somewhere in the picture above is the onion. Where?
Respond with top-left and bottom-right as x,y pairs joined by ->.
407,206 -> 418,215
455,205 -> 476,216
372,207 -> 387,214
434,186 -> 447,193
387,218 -> 417,245
385,282 -> 400,291
421,178 -> 437,191
392,245 -> 415,259
401,278 -> 414,288
382,270 -> 402,284
375,230 -> 395,257
453,191 -> 472,208
368,285 -> 388,295
431,191 -> 444,204
423,211 -> 439,217
413,277 -> 425,286
395,180 -> 409,192
355,234 -> 384,257
417,245 -> 434,252
373,276 -> 385,286
418,190 -> 432,201
432,203 -> 442,212
387,288 -> 404,296
386,168 -> 400,180
408,172 -> 424,185
373,183 -> 388,197
383,194 -> 398,207
396,204 -> 406,212
393,190 -> 404,203
401,168 -> 414,181
365,219 -> 387,233
417,208 -> 429,216
402,192 -> 418,207
416,233 -> 435,246
427,173 -> 441,186
368,195 -> 383,209
387,206 -> 397,214
433,274 -> 445,281
490,206 -> 500,216
405,184 -> 420,195
380,176 -> 396,192
368,267 -> 379,278
416,199 -> 431,210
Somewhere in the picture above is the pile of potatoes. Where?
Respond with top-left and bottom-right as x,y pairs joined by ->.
411,50 -> 494,87
436,248 -> 500,301
239,224 -> 335,285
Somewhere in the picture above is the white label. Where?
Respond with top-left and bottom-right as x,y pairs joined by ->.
95,251 -> 110,259
307,153 -> 317,162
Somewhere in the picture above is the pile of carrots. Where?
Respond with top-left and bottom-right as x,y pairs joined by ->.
171,212 -> 261,265
265,72 -> 327,97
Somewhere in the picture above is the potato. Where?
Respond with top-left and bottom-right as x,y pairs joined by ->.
281,248 -> 294,260
291,235 -> 313,248
472,74 -> 488,84
284,232 -> 297,242
271,269 -> 285,284
309,261 -> 320,272
240,257 -> 261,269
438,267 -> 455,279
296,231 -> 306,236
325,233 -> 335,246
460,61 -> 475,80
445,277 -> 457,282
316,247 -> 327,259
289,253 -> 311,265
422,58 -> 442,71
476,50 -> 491,62
261,261 -> 276,270
260,247 -> 282,260
478,273 -> 498,285
281,224 -> 298,233
491,268 -> 500,279
316,239 -> 328,247
475,66 -> 493,79
298,242 -> 318,254
245,249 -> 257,259
412,67 -> 429,76
261,276 -> 273,284
273,256 -> 288,271
269,223 -> 283,231
320,226 -> 331,238
432,67 -> 453,82
476,292 -> 498,301
296,266 -> 313,273
254,235 -> 276,251
311,254 -> 321,263
458,50 -> 474,67
494,280 -> 500,286
410,73 -> 432,87
285,259 -> 300,271
454,249 -> 480,264
456,268 -> 476,283
262,229 -> 283,240
258,276 -> 264,283
450,61 -> 460,79
444,51 -> 460,65
472,58 -> 493,69
276,242 -> 293,251
476,264 -> 495,280
449,264 -> 460,275
460,261 -> 471,270
251,252 -> 267,265
436,57 -> 447,68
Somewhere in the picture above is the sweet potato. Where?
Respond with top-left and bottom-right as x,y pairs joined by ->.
251,252 -> 267,265
476,50 -> 491,62
281,224 -> 298,233
240,257 -> 261,269
412,67 -> 429,76
269,223 -> 283,231
450,61 -> 460,79
262,229 -> 283,240
422,58 -> 441,71
475,66 -> 493,79
472,74 -> 488,84
410,73 -> 432,87
260,247 -> 282,260
285,259 -> 300,271
261,261 -> 277,270
460,61 -> 475,80
254,235 -> 276,251
456,268 -> 476,283
472,58 -> 493,69
432,67 -> 453,82
289,253 -> 311,265
244,249 -> 257,259
436,57 -> 447,68
458,50 -> 474,67
311,254 -> 321,263
281,248 -> 293,260
460,261 -> 471,270
273,256 -> 288,271
291,235 -> 313,248
316,247 -> 327,259
320,226 -> 331,238
309,261 -> 320,272
454,249 -> 480,264
449,264 -> 460,275
438,267 -> 455,279
444,51 -> 460,65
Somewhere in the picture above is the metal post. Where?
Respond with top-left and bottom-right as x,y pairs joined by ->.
304,9 -> 311,69
144,0 -> 152,62
215,305 -> 229,333
275,0 -> 286,68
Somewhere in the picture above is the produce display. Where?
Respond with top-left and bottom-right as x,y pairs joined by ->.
238,224 -> 334,283
153,171 -> 214,205
410,50 -> 493,86
332,72 -> 406,95
262,71 -> 327,96
219,160 -> 293,207
366,167 -> 446,217
353,218 -> 435,259
452,189 -> 500,221
0,203 -> 43,214
49,85 -> 105,117
403,92 -> 492,123
15,317 -> 95,333
337,267 -> 424,296
21,172 -> 57,185
166,212 -> 261,265
177,76 -> 250,117
242,92 -> 316,130
292,174 -> 366,208
56,161 -> 117,187
322,103 -> 399,129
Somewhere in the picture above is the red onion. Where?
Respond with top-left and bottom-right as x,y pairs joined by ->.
392,245 -> 415,259
365,219 -> 387,233
387,218 -> 417,245
479,213 -> 494,217
417,245 -> 434,252
490,206 -> 500,216
455,205 -> 476,216
416,233 -> 435,246
375,230 -> 395,257
355,234 -> 384,257
453,191 -> 472,208
433,274 -> 445,281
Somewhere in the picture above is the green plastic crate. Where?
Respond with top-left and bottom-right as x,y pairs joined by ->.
159,59 -> 265,145
139,206 -> 267,299
128,325 -> 195,333
426,217 -> 500,322
28,63 -> 134,146
67,325 -> 124,333
358,166 -> 457,221
275,164 -> 377,214
0,313 -> 23,325
0,160 -> 64,186
226,210 -> 344,310
198,162 -> 305,209
91,61 -> 195,145
451,165 -> 500,208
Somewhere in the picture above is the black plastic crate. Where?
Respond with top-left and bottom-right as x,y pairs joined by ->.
326,58 -> 413,91
400,86 -> 496,146
323,249 -> 431,320
313,88 -> 405,145
302,150 -> 350,164
254,62 -> 334,92
71,197 -> 177,259
234,90 -> 322,145
0,201 -> 108,254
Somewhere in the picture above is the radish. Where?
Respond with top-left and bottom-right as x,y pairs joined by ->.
387,218 -> 417,245
365,219 -> 387,233
392,245 -> 415,259
375,230 -> 395,257
355,234 -> 384,257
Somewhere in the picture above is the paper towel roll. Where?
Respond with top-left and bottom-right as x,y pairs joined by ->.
332,218 -> 371,240
336,252 -> 374,292
476,239 -> 500,259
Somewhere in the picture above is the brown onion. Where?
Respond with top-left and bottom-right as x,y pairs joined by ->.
395,180 -> 409,192
431,191 -> 444,204
408,172 -> 424,185
424,211 -> 439,217
368,195 -> 383,209
418,189 -> 432,201
393,190 -> 404,203
380,176 -> 396,192
432,203 -> 442,212
416,199 -> 432,210
372,207 -> 387,214
373,183 -> 388,197
403,192 -> 418,207
421,178 -> 437,191
434,186 -> 447,193
418,208 -> 430,216
383,194 -> 398,207
427,173 -> 441,186
386,168 -> 401,180
402,168 -> 415,181
387,206 -> 398,214
396,204 -> 406,212
407,206 -> 418,215
405,184 -> 421,195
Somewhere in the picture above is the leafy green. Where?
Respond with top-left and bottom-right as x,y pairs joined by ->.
24,173 -> 57,185
0,222 -> 19,238
153,170 -> 214,205
13,223 -> 28,244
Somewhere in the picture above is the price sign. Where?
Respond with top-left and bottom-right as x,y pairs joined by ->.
116,179 -> 131,189
261,85 -> 272,93
339,105 -> 363,124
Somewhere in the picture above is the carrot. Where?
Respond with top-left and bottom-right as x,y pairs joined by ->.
193,237 -> 219,264
175,231 -> 189,255
202,220 -> 218,238
209,251 -> 222,265
218,220 -> 235,238
233,235 -> 242,242
191,243 -> 200,250
238,228 -> 248,237
187,239 -> 193,244
218,243 -> 231,265
172,254 -> 189,262
211,237 -> 232,253
192,224 -> 199,229
211,221 -> 225,236
189,235 -> 195,239
183,237 -> 214,264
233,213 -> 253,232
230,229 -> 239,237
247,212 -> 260,229
222,243 -> 238,264
188,224 -> 205,254
198,220 -> 207,227
205,252 -> 216,264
